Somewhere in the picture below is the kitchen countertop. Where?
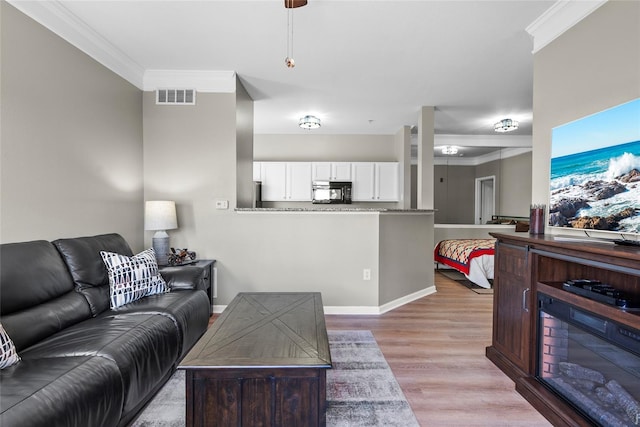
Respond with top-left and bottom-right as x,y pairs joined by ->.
235,207 -> 435,214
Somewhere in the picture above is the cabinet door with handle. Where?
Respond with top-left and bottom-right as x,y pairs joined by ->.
375,162 -> 399,201
351,162 -> 376,201
261,162 -> 287,201
332,162 -> 352,181
287,162 -> 312,201
312,162 -> 352,181
311,162 -> 332,181
492,240 -> 533,374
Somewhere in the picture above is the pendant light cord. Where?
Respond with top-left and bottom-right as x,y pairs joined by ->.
287,2 -> 294,60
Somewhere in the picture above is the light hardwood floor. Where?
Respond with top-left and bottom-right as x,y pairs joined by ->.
323,272 -> 552,427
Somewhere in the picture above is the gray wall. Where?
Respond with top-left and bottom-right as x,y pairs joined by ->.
254,134 -> 397,161
379,213 -> 434,305
532,0 -> 640,236
0,2 -> 143,248
236,78 -> 254,209
433,151 -> 532,224
500,151 -> 531,218
142,91 -> 237,249
434,164 -> 476,223
143,91 -> 433,309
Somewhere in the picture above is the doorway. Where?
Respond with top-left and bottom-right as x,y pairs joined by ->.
475,176 -> 495,225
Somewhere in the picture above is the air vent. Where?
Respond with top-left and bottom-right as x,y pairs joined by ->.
156,89 -> 196,105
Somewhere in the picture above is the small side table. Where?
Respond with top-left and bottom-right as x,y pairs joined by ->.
159,259 -> 216,313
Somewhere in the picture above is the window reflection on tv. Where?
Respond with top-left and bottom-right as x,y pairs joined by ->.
549,98 -> 640,234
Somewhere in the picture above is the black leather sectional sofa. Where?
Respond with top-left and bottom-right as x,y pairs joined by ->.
0,233 -> 211,427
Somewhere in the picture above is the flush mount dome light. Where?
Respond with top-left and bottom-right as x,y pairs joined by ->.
494,118 -> 519,133
299,115 -> 321,129
441,145 -> 458,155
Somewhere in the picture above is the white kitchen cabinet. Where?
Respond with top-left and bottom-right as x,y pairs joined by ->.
260,162 -> 287,201
312,162 -> 352,181
351,162 -> 376,201
351,162 -> 399,202
375,162 -> 400,201
286,162 -> 312,201
258,162 -> 311,201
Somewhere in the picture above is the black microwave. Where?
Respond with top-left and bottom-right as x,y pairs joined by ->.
312,181 -> 352,204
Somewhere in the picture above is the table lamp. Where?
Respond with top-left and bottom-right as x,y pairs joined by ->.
144,200 -> 178,265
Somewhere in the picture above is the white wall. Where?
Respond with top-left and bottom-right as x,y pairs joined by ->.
532,1 -> 640,237
0,2 -> 143,248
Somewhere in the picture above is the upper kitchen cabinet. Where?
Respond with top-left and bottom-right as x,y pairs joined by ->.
312,162 -> 352,181
259,162 -> 312,201
376,162 -> 400,201
352,162 -> 399,202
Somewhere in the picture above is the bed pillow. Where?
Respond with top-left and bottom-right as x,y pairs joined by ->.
100,248 -> 168,309
0,323 -> 20,369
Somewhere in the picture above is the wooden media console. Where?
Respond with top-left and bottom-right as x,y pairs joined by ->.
486,232 -> 640,426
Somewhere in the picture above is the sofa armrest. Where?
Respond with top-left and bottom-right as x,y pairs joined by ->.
159,266 -> 207,291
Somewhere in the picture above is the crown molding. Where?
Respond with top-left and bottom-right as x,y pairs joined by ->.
143,70 -> 236,93
526,0 -> 608,54
8,0 -> 145,89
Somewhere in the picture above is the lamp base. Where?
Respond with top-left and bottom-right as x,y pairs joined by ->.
152,231 -> 170,265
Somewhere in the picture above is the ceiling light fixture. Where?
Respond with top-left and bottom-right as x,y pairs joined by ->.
494,118 -> 519,133
299,115 -> 321,129
284,0 -> 307,68
441,146 -> 458,155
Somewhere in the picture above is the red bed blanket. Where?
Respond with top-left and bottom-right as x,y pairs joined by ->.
434,238 -> 496,275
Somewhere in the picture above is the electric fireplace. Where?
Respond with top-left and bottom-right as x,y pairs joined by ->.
537,293 -> 640,426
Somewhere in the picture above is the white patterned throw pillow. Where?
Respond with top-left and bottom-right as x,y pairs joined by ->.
0,323 -> 20,369
100,248 -> 168,309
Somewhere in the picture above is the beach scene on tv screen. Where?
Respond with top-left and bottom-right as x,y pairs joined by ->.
549,98 -> 640,234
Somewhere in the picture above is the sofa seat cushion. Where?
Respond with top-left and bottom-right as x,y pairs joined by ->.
112,291 -> 210,359
0,356 -> 123,427
20,313 -> 179,415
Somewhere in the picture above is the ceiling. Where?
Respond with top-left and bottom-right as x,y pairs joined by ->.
17,0 -> 557,136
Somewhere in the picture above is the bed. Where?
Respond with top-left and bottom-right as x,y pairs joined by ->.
434,238 -> 496,289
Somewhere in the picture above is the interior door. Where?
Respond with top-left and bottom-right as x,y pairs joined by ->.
475,176 -> 495,224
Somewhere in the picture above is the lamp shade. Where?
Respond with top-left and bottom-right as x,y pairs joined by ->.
144,201 -> 178,231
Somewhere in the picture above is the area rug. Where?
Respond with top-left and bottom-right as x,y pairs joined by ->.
131,330 -> 419,427
438,270 -> 493,294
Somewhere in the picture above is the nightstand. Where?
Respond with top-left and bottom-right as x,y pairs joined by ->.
159,259 -> 216,313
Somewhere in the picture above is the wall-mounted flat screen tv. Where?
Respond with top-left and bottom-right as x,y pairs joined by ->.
549,97 -> 640,236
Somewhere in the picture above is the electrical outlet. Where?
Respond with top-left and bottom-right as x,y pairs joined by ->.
215,200 -> 229,210
363,269 -> 371,281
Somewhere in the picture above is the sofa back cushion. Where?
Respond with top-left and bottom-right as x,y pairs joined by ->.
53,233 -> 134,316
0,240 -> 92,351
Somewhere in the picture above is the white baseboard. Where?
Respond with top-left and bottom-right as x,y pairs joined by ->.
212,305 -> 227,314
211,285 -> 437,316
376,285 -> 437,314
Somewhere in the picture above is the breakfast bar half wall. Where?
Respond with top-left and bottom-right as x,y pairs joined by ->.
204,208 -> 437,314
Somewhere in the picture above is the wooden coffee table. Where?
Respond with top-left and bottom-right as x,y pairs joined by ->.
179,292 -> 332,427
